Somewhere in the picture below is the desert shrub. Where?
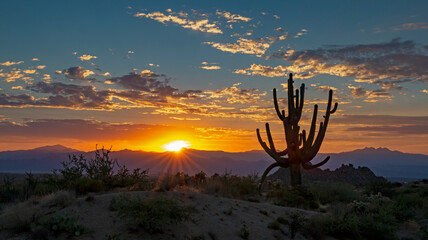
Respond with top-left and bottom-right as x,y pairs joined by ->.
0,200 -> 37,232
308,193 -> 399,240
239,223 -> 249,239
107,233 -> 125,240
202,172 -> 258,199
364,180 -> 399,198
39,213 -> 88,237
267,220 -> 280,230
266,185 -> 319,210
38,190 -> 75,210
391,192 -> 422,221
0,176 -> 19,203
57,147 -> 148,194
110,194 -> 194,233
289,213 -> 306,239
155,173 -> 182,191
310,182 -> 360,204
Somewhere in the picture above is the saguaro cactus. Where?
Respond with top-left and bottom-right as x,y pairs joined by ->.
257,73 -> 338,189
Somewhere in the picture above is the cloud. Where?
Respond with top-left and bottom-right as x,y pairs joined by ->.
135,10 -> 222,34
59,66 -> 95,80
334,115 -> 428,135
0,70 -> 25,82
78,54 -> 97,61
392,22 -> 428,31
31,58 -> 39,61
348,86 -> 366,97
200,62 -> 221,70
204,83 -> 266,104
205,38 -> 272,57
23,69 -> 37,74
36,65 -> 46,70
11,86 -> 24,90
422,89 -> 428,94
234,64 -> 287,77
216,10 -> 251,22
0,61 -> 24,66
238,39 -> 428,89
106,70 -> 179,99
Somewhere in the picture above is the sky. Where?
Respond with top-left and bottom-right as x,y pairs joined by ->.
0,0 -> 427,154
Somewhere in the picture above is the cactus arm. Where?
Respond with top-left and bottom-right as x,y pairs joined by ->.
295,89 -> 299,110
297,84 -> 305,121
287,74 -> 295,121
302,156 -> 330,169
304,104 -> 318,149
330,102 -> 338,114
257,128 -> 290,165
277,149 -> 288,156
307,90 -> 338,159
258,162 -> 282,192
265,123 -> 277,152
273,88 -> 285,121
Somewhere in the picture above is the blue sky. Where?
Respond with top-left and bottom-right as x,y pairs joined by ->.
0,0 -> 427,153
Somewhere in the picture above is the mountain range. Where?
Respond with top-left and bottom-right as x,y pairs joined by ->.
0,145 -> 427,179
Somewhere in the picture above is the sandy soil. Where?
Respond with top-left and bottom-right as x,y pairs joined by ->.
0,190 -> 323,240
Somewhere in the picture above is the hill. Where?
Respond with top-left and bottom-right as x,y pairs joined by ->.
0,145 -> 428,179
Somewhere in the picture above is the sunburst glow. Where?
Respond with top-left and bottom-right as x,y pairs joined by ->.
162,140 -> 190,152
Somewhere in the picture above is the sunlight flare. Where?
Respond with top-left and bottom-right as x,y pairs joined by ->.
162,140 -> 190,152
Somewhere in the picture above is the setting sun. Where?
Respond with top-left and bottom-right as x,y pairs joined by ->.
162,140 -> 191,152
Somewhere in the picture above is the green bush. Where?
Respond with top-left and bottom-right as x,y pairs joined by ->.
309,194 -> 399,240
57,147 -> 148,194
110,194 -> 194,233
266,185 -> 319,210
202,172 -> 258,199
39,213 -> 88,237
310,182 -> 360,204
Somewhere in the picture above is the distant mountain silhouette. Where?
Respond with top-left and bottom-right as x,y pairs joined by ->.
0,146 -> 427,179
314,147 -> 428,179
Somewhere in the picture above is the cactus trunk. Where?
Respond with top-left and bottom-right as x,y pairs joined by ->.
290,163 -> 302,187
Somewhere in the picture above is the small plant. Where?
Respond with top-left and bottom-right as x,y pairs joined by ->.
310,182 -> 359,204
39,213 -> 88,236
267,220 -> 280,230
239,223 -> 249,239
277,216 -> 288,225
110,194 -> 194,234
106,233 -> 124,240
289,213 -> 305,239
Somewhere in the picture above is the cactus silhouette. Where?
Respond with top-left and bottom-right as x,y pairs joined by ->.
257,73 -> 338,189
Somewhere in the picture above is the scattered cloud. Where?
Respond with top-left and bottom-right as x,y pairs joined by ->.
273,15 -> 280,19
216,10 -> 251,22
59,66 -> 95,80
36,65 -> 46,70
135,10 -> 222,34
201,65 -> 221,70
78,54 -> 97,61
234,64 -> 287,77
392,22 -> 428,31
0,70 -> 25,82
0,61 -> 24,66
421,89 -> 428,94
205,38 -> 272,57
11,86 -> 24,90
239,39 -> 428,90
200,62 -> 221,70
31,58 -> 39,61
